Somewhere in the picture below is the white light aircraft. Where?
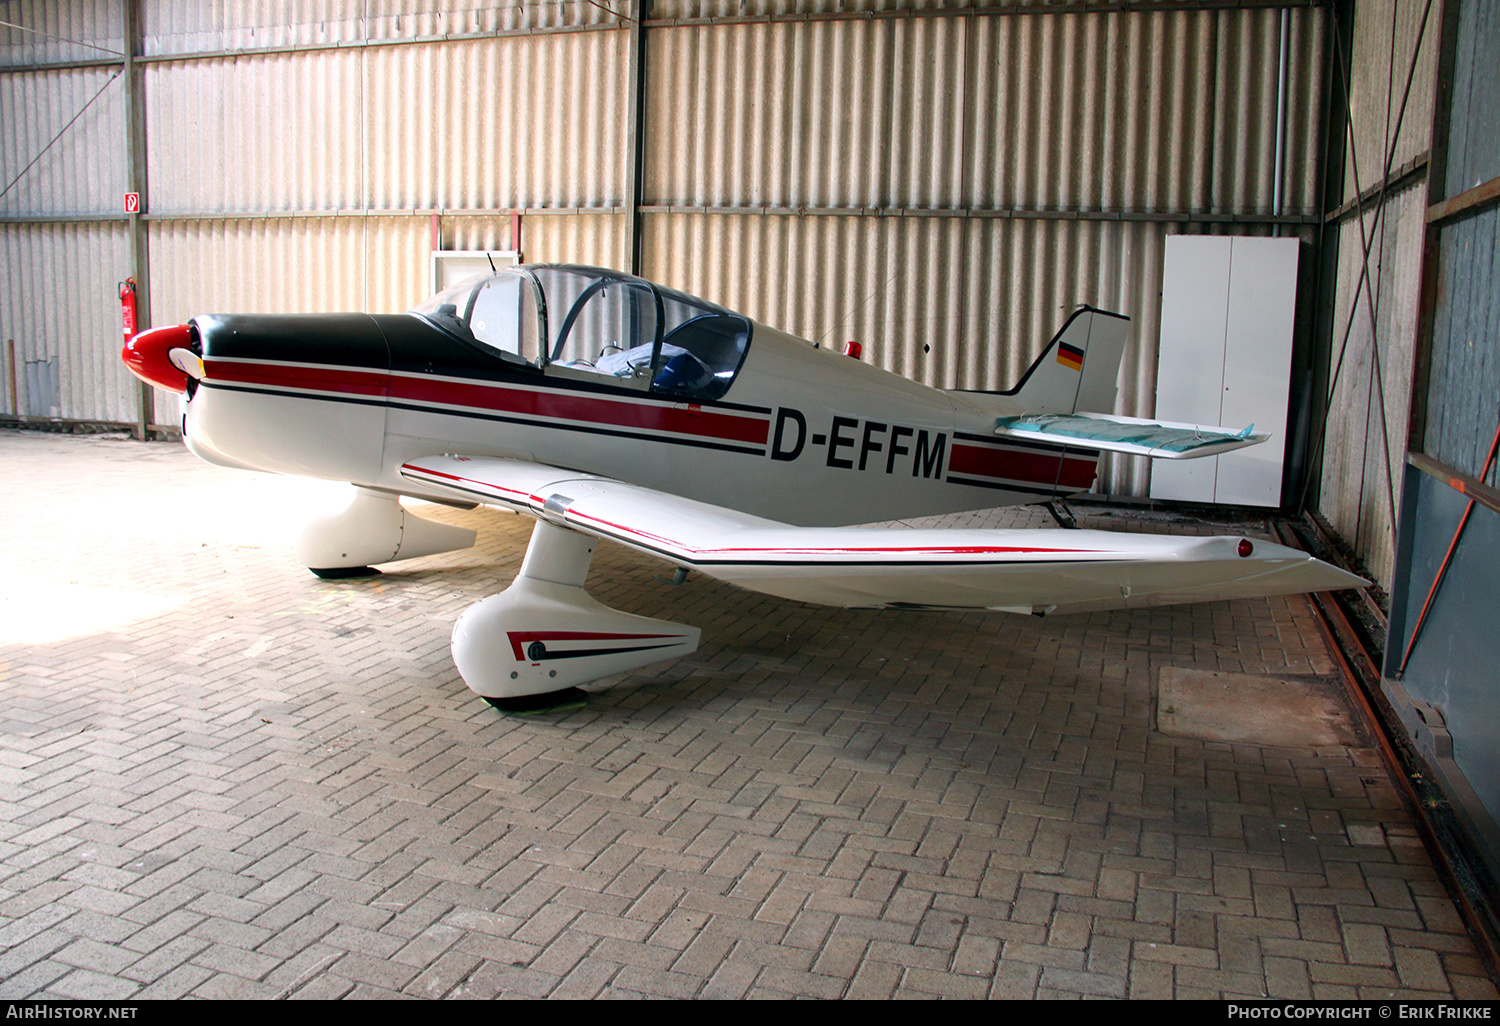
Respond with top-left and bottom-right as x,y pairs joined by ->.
123,264 -> 1364,711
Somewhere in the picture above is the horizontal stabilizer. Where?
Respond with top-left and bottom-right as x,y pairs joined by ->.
401,455 -> 1363,614
994,412 -> 1269,459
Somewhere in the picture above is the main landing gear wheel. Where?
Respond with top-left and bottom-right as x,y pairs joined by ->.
483,687 -> 589,715
296,487 -> 477,576
452,520 -> 700,710
309,565 -> 382,580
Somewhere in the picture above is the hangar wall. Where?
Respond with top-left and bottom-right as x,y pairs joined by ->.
1313,0 -> 1441,590
1377,0 -> 1500,906
2,0 -> 1327,498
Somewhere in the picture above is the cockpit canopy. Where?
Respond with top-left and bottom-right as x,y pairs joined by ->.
408,265 -> 753,402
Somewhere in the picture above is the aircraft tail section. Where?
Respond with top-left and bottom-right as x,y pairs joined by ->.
972,307 -> 1130,416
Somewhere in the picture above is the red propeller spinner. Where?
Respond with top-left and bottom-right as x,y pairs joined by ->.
121,323 -> 198,394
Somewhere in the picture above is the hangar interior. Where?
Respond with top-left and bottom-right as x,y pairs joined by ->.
2,0 -> 1498,999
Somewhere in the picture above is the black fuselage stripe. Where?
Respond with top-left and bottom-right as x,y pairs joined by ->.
943,474 -> 1076,497
535,642 -> 684,661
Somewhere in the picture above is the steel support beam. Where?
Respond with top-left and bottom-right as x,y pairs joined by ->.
624,0 -> 651,275
123,0 -> 152,440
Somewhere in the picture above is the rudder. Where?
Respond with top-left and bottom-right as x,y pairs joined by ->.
988,307 -> 1130,415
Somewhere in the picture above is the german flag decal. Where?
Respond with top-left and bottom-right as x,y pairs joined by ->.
1056,341 -> 1085,372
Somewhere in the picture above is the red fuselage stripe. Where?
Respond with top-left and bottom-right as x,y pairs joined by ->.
206,360 -> 388,396
204,359 -> 771,446
387,375 -> 770,444
949,442 -> 1097,489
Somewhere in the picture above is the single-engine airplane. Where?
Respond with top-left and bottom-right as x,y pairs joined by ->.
122,264 -> 1364,710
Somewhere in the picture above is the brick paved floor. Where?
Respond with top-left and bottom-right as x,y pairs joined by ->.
0,429 -> 1495,999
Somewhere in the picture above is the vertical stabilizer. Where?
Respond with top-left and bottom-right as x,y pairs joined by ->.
986,307 -> 1130,415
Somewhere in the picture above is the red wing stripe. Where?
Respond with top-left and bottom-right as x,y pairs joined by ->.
564,510 -> 1102,559
407,464 -> 1108,562
402,465 -> 534,505
399,468 -> 1104,561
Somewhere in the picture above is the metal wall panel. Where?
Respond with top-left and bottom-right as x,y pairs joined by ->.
648,17 -> 967,209
0,221 -> 134,421
649,8 -> 1324,216
140,0 -> 619,57
1386,470 -> 1500,877
1339,0 -> 1438,206
0,66 -> 126,215
392,30 -> 628,211
1442,0 -> 1500,202
145,31 -> 629,214
510,212 -> 629,270
148,214 -> 429,320
148,212 -> 623,318
441,211 -> 629,269
651,0 -> 1117,20
971,10 -> 1206,213
1318,184 -> 1426,590
440,213 -> 518,254
145,52 -> 365,213
1374,0 -> 1500,909
1209,7 -> 1324,216
1424,204 -> 1500,488
0,0 -> 123,67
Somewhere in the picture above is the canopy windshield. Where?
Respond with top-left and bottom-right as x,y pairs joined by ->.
407,265 -> 753,401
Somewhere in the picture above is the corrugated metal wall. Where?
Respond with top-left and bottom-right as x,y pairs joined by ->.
0,0 -> 123,65
1315,0 -> 1440,589
1320,186 -> 1426,587
1421,0 -> 1500,491
0,221 -> 135,422
1341,0 -> 1437,197
144,30 -> 629,215
4,0 -> 1326,502
646,10 -> 1326,214
1381,0 -> 1500,903
138,0 -> 618,55
0,66 -> 126,215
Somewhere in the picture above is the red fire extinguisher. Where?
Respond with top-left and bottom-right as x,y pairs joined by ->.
119,278 -> 138,341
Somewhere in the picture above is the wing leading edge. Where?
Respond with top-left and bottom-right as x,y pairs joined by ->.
993,412 -> 1270,460
400,455 -> 1365,615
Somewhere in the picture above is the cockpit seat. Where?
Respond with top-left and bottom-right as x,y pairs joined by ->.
596,342 -> 689,378
653,352 -> 712,392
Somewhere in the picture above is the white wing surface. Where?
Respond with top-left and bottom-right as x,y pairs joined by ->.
400,455 -> 1365,615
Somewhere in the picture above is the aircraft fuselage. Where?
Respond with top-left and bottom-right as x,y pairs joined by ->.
182,312 -> 1099,527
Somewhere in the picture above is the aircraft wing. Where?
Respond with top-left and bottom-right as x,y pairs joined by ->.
399,455 -> 1364,615
993,412 -> 1270,459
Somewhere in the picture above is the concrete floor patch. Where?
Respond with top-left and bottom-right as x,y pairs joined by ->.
1157,667 -> 1361,748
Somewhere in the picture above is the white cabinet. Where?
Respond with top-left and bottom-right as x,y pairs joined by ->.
1150,235 -> 1300,508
